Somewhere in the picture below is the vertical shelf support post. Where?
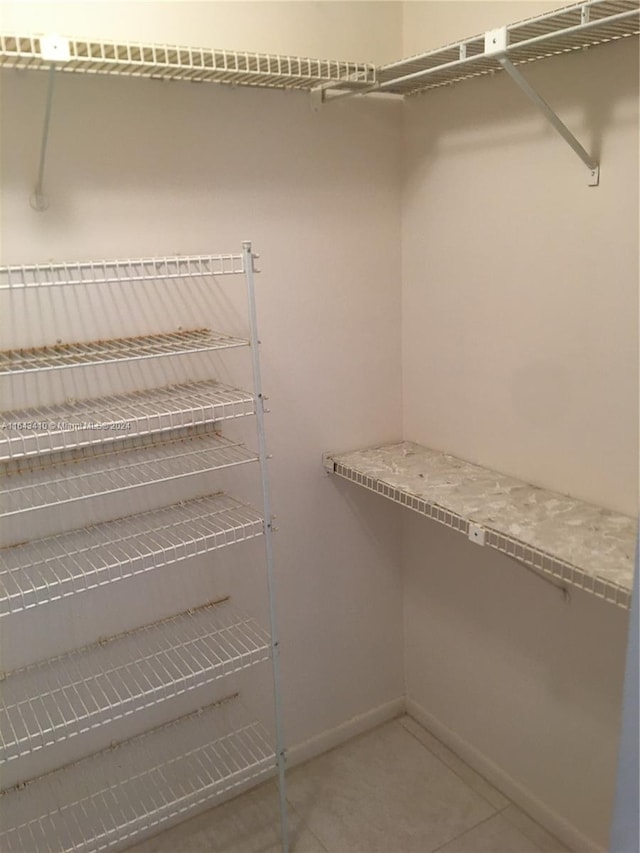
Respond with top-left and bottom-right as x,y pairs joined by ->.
485,27 -> 600,186
242,241 -> 289,853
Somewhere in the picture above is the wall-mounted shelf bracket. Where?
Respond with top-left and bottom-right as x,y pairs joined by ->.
310,86 -> 325,112
322,451 -> 336,473
310,83 -> 368,110
485,27 -> 600,186
310,72 -> 383,111
29,35 -> 70,211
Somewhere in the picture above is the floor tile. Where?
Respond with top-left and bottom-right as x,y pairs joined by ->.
501,805 -> 570,853
127,780 -> 327,853
434,813 -> 545,852
285,719 -> 495,853
400,716 -> 509,811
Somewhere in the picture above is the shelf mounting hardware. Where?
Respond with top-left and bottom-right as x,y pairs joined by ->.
485,26 -> 600,186
507,552 -> 572,603
30,35 -> 70,211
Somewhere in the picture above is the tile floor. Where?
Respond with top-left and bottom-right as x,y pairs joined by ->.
128,715 -> 570,853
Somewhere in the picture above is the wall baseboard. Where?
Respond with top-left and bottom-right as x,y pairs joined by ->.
286,696 -> 405,769
405,698 -> 605,853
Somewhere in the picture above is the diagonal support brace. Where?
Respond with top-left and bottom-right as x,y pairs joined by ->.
497,55 -> 600,186
30,65 -> 57,211
30,35 -> 71,211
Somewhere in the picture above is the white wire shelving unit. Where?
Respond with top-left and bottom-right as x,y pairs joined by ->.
0,0 -> 636,206
0,328 -> 248,375
2,428 -> 258,516
0,494 -> 264,618
0,698 -> 275,853
1,0 -> 633,98
0,33 -> 376,90
0,35 -> 375,209
0,599 -> 270,763
318,0 -> 640,185
372,0 -> 639,96
0,244 -> 290,852
0,379 -> 256,462
324,442 -> 637,609
0,253 -> 249,288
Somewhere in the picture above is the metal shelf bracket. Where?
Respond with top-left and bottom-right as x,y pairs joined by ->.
485,27 -> 600,186
30,35 -> 70,211
310,82 -> 369,110
322,451 -> 336,473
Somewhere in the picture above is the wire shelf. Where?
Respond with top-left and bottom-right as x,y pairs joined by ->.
0,493 -> 263,618
2,430 -> 258,517
0,253 -> 246,290
0,33 -> 376,91
0,699 -> 275,852
376,0 -> 639,95
0,380 -> 255,462
326,442 -> 635,609
0,328 -> 248,376
0,600 -> 271,763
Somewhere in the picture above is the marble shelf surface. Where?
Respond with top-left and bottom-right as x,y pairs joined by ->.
326,441 -> 637,609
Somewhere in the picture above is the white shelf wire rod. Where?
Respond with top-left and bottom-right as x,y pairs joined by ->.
0,328 -> 248,375
0,493 -> 263,618
0,599 -> 271,763
0,700 -> 275,853
0,253 -> 247,290
1,431 -> 258,517
0,33 -> 376,90
0,380 -> 255,462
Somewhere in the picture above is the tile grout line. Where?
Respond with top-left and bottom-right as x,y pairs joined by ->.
397,717 -> 506,814
285,798 -> 332,853
398,719 -> 562,851
429,810 -> 508,853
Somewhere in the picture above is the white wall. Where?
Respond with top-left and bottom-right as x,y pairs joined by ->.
0,0 -> 402,64
401,39 -> 638,515
402,1 -> 571,57
0,24 -> 404,786
401,7 -> 638,848
403,516 -> 631,851
1,2 -> 637,849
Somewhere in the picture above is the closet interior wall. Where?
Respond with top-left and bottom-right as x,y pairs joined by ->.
0,8 -> 405,772
1,2 -> 638,851
401,15 -> 638,851
402,1 -> 576,54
